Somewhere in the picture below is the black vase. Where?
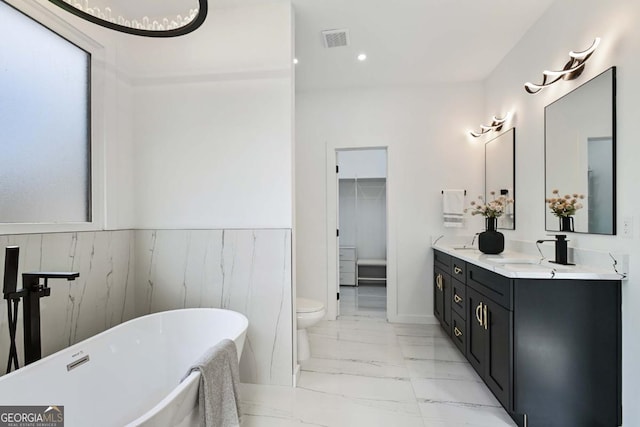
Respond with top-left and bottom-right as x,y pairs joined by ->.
559,216 -> 574,232
478,217 -> 504,254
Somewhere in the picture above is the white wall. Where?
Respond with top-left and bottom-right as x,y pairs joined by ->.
132,77 -> 292,229
338,149 -> 387,178
104,77 -> 135,230
129,3 -> 293,229
296,83 -> 485,323
482,0 -> 640,424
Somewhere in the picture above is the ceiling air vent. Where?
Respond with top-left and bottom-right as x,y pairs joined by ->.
322,29 -> 350,48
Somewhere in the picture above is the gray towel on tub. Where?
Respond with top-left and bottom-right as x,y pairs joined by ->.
183,339 -> 241,427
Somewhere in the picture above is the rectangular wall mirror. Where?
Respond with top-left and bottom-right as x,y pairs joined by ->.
485,128 -> 515,230
545,67 -> 616,234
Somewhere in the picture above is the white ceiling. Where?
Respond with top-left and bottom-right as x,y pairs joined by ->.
293,0 -> 557,91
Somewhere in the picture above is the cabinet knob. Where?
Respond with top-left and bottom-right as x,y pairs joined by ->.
454,327 -> 463,337
454,294 -> 463,304
454,266 -> 463,275
476,302 -> 484,326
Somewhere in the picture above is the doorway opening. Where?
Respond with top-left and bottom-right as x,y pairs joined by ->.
336,148 -> 388,318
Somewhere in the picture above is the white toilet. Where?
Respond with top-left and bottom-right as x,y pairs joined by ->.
296,297 -> 326,362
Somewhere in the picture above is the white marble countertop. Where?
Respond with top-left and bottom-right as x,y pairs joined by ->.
433,242 -> 624,281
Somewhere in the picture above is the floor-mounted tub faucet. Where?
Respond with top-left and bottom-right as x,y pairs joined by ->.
21,272 -> 80,365
3,247 -> 79,372
536,234 -> 573,266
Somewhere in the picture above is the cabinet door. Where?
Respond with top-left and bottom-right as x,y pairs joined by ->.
433,268 -> 451,335
466,287 -> 486,375
485,299 -> 512,411
433,269 -> 444,323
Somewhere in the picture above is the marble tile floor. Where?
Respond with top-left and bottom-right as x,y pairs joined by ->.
240,316 -> 517,427
339,285 -> 387,318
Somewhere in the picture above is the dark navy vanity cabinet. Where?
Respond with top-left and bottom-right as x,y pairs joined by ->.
433,249 -> 622,427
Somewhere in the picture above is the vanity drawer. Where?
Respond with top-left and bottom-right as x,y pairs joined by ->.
451,278 -> 466,319
451,311 -> 466,356
467,264 -> 512,311
451,259 -> 466,281
434,249 -> 451,271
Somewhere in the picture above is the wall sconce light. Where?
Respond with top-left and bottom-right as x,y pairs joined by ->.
48,0 -> 208,37
469,116 -> 507,138
524,37 -> 600,94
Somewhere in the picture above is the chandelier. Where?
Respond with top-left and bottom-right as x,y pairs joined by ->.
49,0 -> 208,37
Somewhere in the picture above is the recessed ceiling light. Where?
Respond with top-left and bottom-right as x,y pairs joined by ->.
357,53 -> 367,61
293,58 -> 299,65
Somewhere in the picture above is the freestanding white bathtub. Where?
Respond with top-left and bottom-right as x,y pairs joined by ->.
0,308 -> 248,427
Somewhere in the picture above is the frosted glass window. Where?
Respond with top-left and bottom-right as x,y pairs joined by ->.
0,2 -> 90,223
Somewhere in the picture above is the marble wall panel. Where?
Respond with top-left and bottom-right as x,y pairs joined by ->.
135,229 -> 293,386
0,230 -> 136,372
0,228 -> 293,387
